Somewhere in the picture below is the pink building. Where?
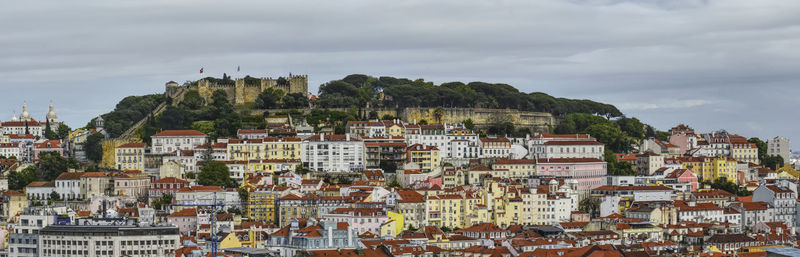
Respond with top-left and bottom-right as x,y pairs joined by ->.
665,169 -> 699,192
150,177 -> 190,199
668,124 -> 696,154
323,208 -> 387,235
33,140 -> 63,161
167,208 -> 198,234
536,158 -> 606,191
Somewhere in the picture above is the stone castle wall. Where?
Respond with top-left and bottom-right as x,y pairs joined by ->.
264,107 -> 555,132
188,75 -> 308,105
400,107 -> 554,132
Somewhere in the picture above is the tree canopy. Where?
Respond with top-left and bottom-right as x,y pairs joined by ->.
315,75 -> 623,117
197,161 -> 234,188
90,94 -> 165,138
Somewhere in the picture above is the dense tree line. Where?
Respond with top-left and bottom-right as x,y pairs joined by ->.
748,137 -> 785,169
89,94 -> 165,138
315,74 -> 622,117
8,153 -> 78,190
554,113 -> 646,153
138,90 -> 246,141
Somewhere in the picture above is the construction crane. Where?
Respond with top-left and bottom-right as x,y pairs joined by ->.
168,190 -> 277,257
170,192 -> 228,257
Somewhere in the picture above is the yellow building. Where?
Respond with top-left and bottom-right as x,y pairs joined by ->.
442,167 -> 465,189
247,159 -> 300,174
2,190 -> 28,222
466,165 -> 492,185
777,165 -> 799,180
247,188 -> 281,224
263,137 -> 302,160
730,137 -> 759,164
227,138 -> 264,161
386,124 -> 405,137
380,211 -> 404,237
114,142 -> 146,171
277,193 -> 319,227
681,156 -> 737,183
426,194 -> 464,229
491,187 -> 525,228
228,137 -> 302,162
218,232 -> 243,250
407,144 -> 441,173
80,172 -> 111,199
492,159 -> 536,180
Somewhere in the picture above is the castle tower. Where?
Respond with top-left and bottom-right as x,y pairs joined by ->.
95,116 -> 105,129
165,81 -> 180,97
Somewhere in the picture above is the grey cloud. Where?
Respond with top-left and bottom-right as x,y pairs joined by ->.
2,0 -> 800,149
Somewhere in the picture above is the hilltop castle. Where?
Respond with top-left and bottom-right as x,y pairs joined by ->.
166,74 -> 308,105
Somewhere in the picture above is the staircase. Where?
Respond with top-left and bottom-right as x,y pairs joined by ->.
118,87 -> 188,140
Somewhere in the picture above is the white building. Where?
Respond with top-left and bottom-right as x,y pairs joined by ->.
675,201 -> 724,223
25,181 -> 55,201
150,130 -> 207,155
162,150 -> 198,173
38,219 -> 180,257
405,124 -> 450,158
302,134 -> 365,172
528,133 -> 604,160
8,207 -> 62,257
55,172 -> 83,200
0,142 -> 22,159
730,202 -> 774,230
768,136 -> 791,163
479,137 -> 511,158
753,181 -> 797,228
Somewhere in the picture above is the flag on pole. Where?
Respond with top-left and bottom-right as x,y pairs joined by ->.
200,67 -> 204,74
237,66 -> 240,72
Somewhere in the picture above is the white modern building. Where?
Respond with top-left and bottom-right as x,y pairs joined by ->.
302,134 -> 365,172
150,130 -> 207,155
753,181 -> 797,228
768,136 -> 791,163
38,219 -> 180,257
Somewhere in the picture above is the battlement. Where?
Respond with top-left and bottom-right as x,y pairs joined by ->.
178,74 -> 309,105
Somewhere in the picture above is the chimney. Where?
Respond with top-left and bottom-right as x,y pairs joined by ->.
346,134 -> 350,141
328,225 -> 334,247
320,134 -> 324,142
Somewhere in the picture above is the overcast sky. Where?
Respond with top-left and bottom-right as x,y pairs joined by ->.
2,0 -> 799,150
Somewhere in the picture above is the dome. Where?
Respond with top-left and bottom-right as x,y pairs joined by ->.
549,179 -> 559,185
19,104 -> 30,121
46,104 -> 58,122
166,81 -> 179,87
11,114 -> 17,121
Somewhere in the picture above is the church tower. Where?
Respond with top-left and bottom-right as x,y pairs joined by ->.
19,104 -> 31,122
47,104 -> 58,123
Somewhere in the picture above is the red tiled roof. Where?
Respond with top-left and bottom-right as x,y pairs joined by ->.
153,177 -> 190,184
151,130 -> 206,137
543,140 -> 603,146
168,208 -> 197,217
56,172 -> 83,180
117,142 -> 146,148
34,140 -> 62,149
537,158 -> 605,163
26,181 -> 55,187
495,158 -> 535,165
593,185 -> 674,191
81,172 -> 106,178
534,132 -> 594,140
479,137 -> 510,143
459,223 -> 505,233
